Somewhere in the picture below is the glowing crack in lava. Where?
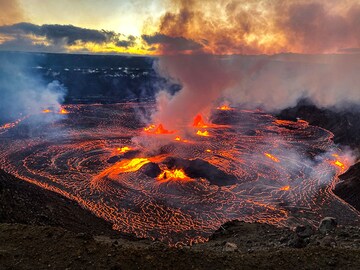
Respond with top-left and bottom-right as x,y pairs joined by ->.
0,103 -> 359,245
264,152 -> 280,163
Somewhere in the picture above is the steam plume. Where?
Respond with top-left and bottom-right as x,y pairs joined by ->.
0,53 -> 67,124
151,53 -> 360,129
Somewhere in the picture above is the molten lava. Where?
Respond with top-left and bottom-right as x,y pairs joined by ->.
59,108 -> 69,114
331,154 -> 347,171
157,169 -> 191,182
117,146 -> 132,153
174,136 -> 189,143
117,158 -> 150,173
3,103 -> 358,246
280,185 -> 290,191
42,109 -> 52,113
217,105 -> 233,111
196,130 -> 210,137
193,114 -> 208,128
334,160 -> 346,170
264,153 -> 280,163
144,124 -> 175,134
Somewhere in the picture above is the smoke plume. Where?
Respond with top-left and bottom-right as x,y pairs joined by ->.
151,53 -> 360,130
0,53 -> 67,124
145,0 -> 360,55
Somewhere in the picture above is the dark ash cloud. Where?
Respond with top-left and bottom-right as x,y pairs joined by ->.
0,22 -> 111,45
0,22 -> 143,53
116,35 -> 136,48
142,33 -> 203,53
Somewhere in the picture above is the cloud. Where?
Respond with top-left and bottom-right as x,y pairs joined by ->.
0,22 -> 111,45
278,2 -> 357,53
0,22 -> 144,53
142,33 -> 203,53
145,0 -> 360,55
116,35 -> 136,48
0,0 -> 24,26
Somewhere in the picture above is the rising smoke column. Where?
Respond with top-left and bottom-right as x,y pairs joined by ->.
0,53 -> 67,124
145,0 -> 360,127
152,55 -> 235,129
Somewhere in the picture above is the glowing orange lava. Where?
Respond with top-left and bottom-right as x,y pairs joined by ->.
110,158 -> 150,174
331,154 -> 347,171
196,130 -> 210,137
1,123 -> 14,129
206,149 -> 212,153
334,160 -> 345,170
144,124 -> 175,134
280,185 -> 290,191
264,153 -> 280,163
42,109 -> 52,113
117,146 -> 132,153
217,105 -> 233,111
144,124 -> 155,132
193,114 -> 208,128
59,108 -> 69,114
157,169 -> 191,181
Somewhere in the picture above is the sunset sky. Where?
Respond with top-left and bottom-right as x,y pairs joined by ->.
0,0 -> 359,55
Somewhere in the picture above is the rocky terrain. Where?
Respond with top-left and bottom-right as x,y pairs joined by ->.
1,168 -> 360,269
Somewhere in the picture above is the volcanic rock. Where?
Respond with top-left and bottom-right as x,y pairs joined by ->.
288,235 -> 308,248
335,162 -> 360,211
163,157 -> 237,186
318,217 -> 337,234
320,236 -> 337,248
138,162 -> 161,178
295,225 -> 313,238
223,242 -> 238,252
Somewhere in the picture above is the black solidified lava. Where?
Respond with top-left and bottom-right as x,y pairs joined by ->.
162,157 -> 237,186
139,162 -> 161,178
107,150 -> 141,163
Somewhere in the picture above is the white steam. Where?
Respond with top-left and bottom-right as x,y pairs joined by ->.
152,54 -> 360,129
0,55 -> 67,124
